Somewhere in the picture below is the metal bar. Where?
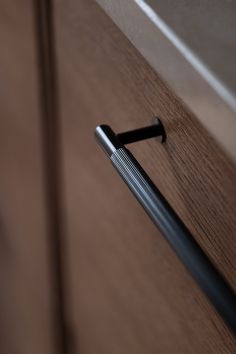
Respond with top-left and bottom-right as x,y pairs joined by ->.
95,123 -> 236,335
117,118 -> 166,144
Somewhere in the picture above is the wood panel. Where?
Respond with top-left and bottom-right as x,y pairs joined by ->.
54,0 -> 236,353
0,1 -> 54,353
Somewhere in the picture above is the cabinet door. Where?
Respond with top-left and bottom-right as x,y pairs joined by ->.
0,1 -> 54,353
54,0 -> 236,353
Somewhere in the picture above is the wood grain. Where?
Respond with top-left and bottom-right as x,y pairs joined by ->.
54,0 -> 236,352
0,1 -> 54,353
96,0 -> 236,164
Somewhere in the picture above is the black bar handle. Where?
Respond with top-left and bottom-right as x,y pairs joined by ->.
95,120 -> 236,335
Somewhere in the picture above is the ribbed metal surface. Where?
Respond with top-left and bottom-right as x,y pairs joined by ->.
111,148 -> 172,234
111,147 -> 236,334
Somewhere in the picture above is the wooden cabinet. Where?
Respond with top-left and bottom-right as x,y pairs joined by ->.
1,0 -> 236,353
52,0 -> 236,353
0,1 -> 54,353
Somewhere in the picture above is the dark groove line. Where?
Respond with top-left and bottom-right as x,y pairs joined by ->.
33,1 -> 69,353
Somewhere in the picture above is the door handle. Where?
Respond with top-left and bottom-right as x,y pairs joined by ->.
95,119 -> 236,334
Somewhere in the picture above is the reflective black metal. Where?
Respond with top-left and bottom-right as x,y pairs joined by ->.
95,121 -> 236,335
117,118 -> 166,144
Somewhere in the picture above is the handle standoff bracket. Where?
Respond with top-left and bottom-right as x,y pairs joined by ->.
95,118 -> 166,157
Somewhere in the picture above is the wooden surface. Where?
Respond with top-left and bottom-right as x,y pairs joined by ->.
96,0 -> 236,164
0,1 -> 54,353
54,0 -> 236,352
